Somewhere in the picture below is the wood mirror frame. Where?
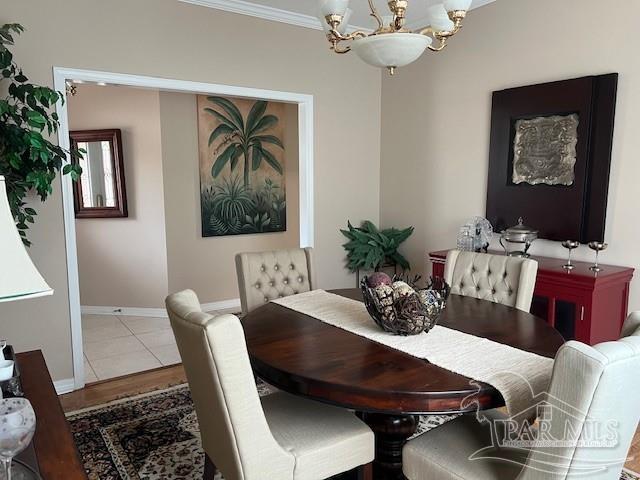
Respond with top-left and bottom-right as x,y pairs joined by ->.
70,129 -> 128,218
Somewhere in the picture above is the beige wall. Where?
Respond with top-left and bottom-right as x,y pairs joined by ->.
0,0 -> 381,382
159,92 -> 300,302
380,0 -> 640,310
69,85 -> 169,308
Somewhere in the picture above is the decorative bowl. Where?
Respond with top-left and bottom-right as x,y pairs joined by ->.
361,276 -> 450,336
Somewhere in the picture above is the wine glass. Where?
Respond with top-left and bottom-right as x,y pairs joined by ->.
561,240 -> 580,270
588,241 -> 608,272
0,398 -> 36,480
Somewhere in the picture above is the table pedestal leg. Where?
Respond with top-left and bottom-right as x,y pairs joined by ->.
357,412 -> 418,480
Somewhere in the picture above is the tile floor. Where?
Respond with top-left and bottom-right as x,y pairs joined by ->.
82,314 -> 180,383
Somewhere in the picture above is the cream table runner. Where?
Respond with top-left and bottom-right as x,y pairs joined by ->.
273,289 -> 555,419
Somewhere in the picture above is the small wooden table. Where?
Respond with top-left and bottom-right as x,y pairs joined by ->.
16,351 -> 86,479
243,289 -> 564,480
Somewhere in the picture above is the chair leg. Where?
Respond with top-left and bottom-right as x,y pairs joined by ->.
203,453 -> 217,480
357,462 -> 373,480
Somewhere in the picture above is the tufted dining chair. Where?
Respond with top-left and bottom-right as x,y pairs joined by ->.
444,250 -> 538,312
402,314 -> 640,480
166,289 -> 374,480
235,247 -> 316,313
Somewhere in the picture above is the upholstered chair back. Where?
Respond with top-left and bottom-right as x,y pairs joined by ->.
444,250 -> 538,312
517,322 -> 640,480
621,311 -> 640,338
236,247 -> 316,313
166,290 -> 294,480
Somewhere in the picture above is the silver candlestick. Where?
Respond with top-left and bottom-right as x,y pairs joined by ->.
561,240 -> 580,270
588,241 -> 608,272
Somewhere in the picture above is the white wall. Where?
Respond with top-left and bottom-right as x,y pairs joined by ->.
69,85 -> 169,309
380,0 -> 640,310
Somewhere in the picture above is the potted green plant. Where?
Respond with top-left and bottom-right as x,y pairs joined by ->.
340,220 -> 414,272
0,23 -> 82,246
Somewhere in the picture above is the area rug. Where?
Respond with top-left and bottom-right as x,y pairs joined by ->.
66,382 -> 640,480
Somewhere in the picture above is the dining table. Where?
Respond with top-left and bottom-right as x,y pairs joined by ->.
242,289 -> 565,480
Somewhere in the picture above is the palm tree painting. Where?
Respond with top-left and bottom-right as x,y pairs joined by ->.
197,95 -> 287,237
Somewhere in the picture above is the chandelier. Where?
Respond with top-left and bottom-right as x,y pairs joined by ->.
318,0 -> 473,75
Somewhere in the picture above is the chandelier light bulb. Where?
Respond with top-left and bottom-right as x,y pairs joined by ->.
319,7 -> 352,34
339,8 -> 353,33
444,0 -> 473,12
426,4 -> 455,32
318,0 -> 350,18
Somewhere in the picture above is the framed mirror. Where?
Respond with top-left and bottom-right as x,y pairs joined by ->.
70,129 -> 128,218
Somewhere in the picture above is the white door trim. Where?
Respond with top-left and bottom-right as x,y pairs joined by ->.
53,67 -> 314,391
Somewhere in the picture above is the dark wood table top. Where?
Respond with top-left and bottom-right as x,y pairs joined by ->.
243,289 -> 565,415
17,351 -> 87,479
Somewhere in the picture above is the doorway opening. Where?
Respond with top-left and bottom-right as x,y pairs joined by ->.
54,68 -> 314,390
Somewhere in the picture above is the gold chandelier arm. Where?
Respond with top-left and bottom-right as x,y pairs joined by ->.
329,28 -> 369,41
367,0 -> 384,30
333,44 -> 352,54
428,36 -> 448,52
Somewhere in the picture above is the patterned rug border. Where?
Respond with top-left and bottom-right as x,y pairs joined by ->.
65,383 -> 189,417
65,383 -> 640,480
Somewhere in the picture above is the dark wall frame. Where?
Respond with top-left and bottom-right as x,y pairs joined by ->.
486,74 -> 618,242
70,128 -> 128,219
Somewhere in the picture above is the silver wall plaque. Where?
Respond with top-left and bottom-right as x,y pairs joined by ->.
512,113 -> 579,186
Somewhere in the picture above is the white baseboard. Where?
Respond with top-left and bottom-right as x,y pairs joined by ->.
81,305 -> 168,317
54,378 -> 76,395
202,298 -> 241,314
81,298 -> 241,318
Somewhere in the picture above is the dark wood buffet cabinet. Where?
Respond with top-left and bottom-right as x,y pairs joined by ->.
429,250 -> 634,345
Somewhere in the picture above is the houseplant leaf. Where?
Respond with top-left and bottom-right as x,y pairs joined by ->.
340,220 -> 414,273
0,23 -> 81,245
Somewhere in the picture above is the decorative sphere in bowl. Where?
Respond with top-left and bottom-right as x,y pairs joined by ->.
367,272 -> 392,287
361,276 -> 450,336
391,281 -> 415,302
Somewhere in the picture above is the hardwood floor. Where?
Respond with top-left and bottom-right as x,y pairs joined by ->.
59,365 -> 640,474
60,364 -> 186,411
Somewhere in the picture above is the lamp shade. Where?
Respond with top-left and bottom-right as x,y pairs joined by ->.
426,4 -> 455,32
0,176 -> 53,303
352,33 -> 432,69
320,7 -> 352,34
444,0 -> 473,11
318,0 -> 349,18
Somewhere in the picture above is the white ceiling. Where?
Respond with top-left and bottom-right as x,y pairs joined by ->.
181,0 -> 496,31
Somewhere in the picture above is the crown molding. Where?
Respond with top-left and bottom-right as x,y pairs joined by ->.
178,0 -> 370,32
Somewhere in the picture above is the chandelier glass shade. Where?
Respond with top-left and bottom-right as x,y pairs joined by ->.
318,0 -> 473,74
352,33 -> 432,69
